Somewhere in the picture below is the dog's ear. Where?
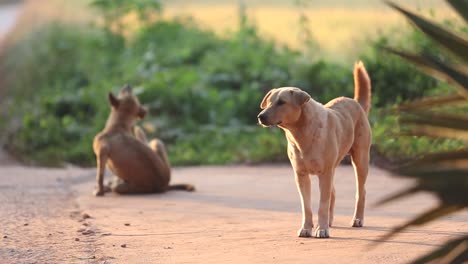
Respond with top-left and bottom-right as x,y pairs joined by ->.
292,89 -> 310,106
122,84 -> 132,94
137,106 -> 147,119
260,89 -> 276,109
108,92 -> 120,108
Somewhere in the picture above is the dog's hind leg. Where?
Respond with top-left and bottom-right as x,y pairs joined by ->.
112,180 -> 156,194
148,139 -> 195,191
109,173 -> 161,194
134,126 -> 148,143
149,139 -> 171,178
329,186 -> 336,227
350,147 -> 369,227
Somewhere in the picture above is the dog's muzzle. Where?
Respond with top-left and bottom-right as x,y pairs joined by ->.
257,113 -> 267,125
258,112 -> 278,127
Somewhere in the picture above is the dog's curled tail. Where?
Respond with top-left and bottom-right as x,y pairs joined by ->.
353,61 -> 371,115
167,184 -> 196,192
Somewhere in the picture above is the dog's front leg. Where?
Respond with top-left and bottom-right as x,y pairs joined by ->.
315,170 -> 334,238
295,171 -> 313,237
94,144 -> 109,196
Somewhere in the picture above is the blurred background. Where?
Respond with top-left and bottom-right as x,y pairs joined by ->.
0,0 -> 464,167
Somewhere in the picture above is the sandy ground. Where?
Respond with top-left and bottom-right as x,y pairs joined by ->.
1,162 -> 467,264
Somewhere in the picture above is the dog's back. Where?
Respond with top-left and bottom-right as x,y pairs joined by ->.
94,130 -> 170,191
323,61 -> 372,164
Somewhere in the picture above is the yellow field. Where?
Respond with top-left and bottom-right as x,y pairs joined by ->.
166,5 -> 406,60
8,0 -> 459,61
163,3 -> 457,61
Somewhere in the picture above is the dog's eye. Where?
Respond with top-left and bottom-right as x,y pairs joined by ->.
277,100 -> 285,106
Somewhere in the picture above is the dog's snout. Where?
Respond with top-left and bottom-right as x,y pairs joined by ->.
257,113 -> 266,122
258,111 -> 274,127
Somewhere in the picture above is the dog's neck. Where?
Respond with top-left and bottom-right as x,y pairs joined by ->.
104,110 -> 135,133
280,99 -> 327,153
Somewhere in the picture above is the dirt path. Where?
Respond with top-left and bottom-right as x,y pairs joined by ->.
0,166 -> 98,263
1,164 -> 467,263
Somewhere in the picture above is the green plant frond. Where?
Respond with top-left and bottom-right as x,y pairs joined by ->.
390,174 -> 468,206
385,1 -> 468,62
403,125 -> 468,141
401,111 -> 468,125
411,235 -> 468,264
398,94 -> 467,111
419,149 -> 468,163
399,167 -> 468,181
377,205 -> 464,242
447,0 -> 468,23
377,1 -> 468,259
382,47 -> 468,99
398,168 -> 468,195
373,185 -> 421,207
395,172 -> 468,205
401,111 -> 468,129
400,112 -> 468,140
401,148 -> 468,166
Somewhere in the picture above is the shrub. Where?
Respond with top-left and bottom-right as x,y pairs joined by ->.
1,2 -> 462,166
1,18 -> 305,166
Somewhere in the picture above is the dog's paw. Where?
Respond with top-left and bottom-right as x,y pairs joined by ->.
314,227 -> 330,238
297,228 -> 313,238
103,185 -> 112,193
93,189 -> 105,197
351,218 -> 363,227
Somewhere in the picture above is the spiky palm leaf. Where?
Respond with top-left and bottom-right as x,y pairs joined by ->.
397,94 -> 466,111
376,1 -> 468,263
384,0 -> 468,62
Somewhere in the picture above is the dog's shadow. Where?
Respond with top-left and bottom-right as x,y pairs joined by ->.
160,191 -> 302,213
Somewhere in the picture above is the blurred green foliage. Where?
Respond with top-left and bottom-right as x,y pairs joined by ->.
0,1 -> 462,166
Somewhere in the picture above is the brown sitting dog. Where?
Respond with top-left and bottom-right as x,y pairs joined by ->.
257,61 -> 371,238
93,85 -> 195,196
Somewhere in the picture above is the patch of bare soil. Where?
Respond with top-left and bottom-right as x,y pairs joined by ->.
1,165 -> 467,263
0,166 -> 107,263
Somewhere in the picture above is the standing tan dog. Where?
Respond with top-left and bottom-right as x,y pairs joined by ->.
257,61 -> 371,238
93,85 -> 195,196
